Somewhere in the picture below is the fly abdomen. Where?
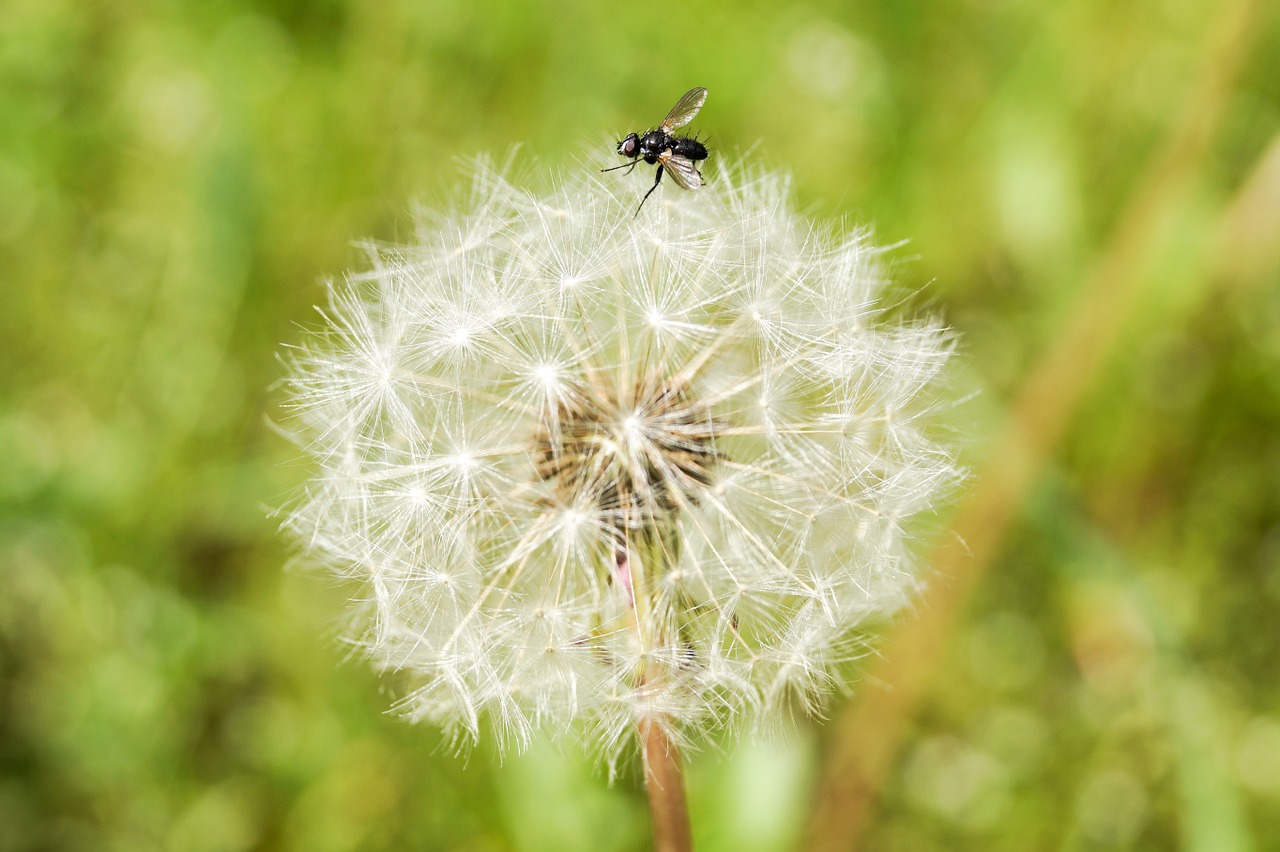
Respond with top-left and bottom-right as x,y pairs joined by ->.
671,137 -> 708,162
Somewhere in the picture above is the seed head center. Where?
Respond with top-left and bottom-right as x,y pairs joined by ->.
533,377 -> 720,526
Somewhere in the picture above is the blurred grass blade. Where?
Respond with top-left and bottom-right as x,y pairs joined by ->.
804,1 -> 1268,848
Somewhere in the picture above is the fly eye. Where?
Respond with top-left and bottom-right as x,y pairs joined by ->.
618,136 -> 637,157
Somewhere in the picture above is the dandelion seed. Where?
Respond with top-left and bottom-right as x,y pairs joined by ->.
281,158 -> 961,770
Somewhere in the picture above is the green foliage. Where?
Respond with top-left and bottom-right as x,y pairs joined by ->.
2,0 -> 1278,849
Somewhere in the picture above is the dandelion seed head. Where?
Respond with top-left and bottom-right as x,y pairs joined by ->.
281,157 -> 962,763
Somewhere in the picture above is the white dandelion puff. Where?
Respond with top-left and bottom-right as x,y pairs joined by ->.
280,157 -> 962,764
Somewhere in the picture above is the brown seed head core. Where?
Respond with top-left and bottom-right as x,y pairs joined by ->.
533,374 -> 720,531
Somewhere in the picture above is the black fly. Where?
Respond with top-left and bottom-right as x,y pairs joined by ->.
602,87 -> 709,216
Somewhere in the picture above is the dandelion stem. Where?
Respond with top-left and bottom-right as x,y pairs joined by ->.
641,716 -> 693,852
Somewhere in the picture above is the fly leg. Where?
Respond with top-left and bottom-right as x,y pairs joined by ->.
635,165 -> 664,216
601,159 -> 642,175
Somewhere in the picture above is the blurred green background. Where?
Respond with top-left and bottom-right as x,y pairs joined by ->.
3,0 -> 1279,849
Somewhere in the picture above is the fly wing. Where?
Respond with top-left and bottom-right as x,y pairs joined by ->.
659,151 -> 704,191
660,87 -> 708,133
